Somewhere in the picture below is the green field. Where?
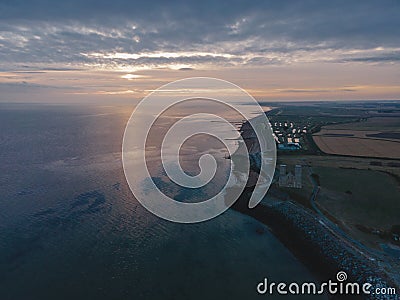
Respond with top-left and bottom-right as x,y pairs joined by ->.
314,166 -> 400,228
325,117 -> 400,131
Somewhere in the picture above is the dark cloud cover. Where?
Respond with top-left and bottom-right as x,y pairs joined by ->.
0,0 -> 399,70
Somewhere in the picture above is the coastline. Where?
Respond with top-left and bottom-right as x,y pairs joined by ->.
232,118 -> 399,299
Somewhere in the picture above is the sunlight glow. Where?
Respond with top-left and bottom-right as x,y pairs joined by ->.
121,74 -> 146,80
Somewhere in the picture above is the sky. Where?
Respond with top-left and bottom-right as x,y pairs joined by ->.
0,0 -> 399,102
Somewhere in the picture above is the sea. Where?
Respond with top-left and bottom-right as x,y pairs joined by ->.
0,103 -> 324,299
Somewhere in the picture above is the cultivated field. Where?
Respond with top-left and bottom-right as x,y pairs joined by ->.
313,135 -> 400,158
313,117 -> 400,159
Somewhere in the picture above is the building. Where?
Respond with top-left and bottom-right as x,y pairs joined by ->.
279,164 -> 287,186
278,142 -> 301,151
294,165 -> 302,188
279,164 -> 302,188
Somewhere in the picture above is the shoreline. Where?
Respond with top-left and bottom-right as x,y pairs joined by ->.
232,189 -> 400,299
232,119 -> 399,299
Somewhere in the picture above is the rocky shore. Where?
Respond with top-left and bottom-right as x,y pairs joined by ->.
232,119 -> 399,299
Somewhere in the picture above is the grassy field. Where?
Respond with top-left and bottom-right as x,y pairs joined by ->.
314,166 -> 399,228
267,101 -> 400,254
277,154 -> 400,177
315,128 -> 400,140
324,117 -> 400,131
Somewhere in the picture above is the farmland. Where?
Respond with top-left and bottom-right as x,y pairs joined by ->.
314,166 -> 399,228
312,117 -> 400,159
265,101 -> 400,253
313,134 -> 400,159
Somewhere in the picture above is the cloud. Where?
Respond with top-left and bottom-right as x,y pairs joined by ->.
67,89 -> 140,95
335,51 -> 400,63
278,87 -> 357,93
0,81 -> 69,89
11,71 -> 47,74
0,1 -> 399,71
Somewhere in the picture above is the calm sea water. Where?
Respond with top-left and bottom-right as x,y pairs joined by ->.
0,103 -> 322,299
